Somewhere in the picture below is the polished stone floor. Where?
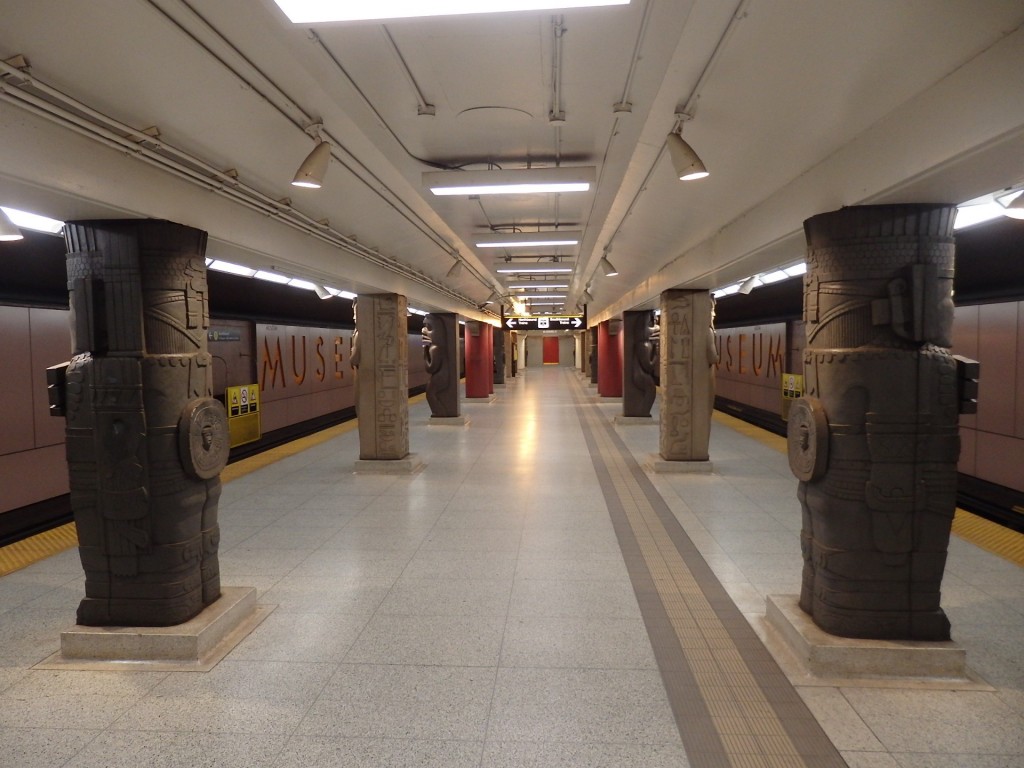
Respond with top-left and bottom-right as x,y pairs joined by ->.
0,366 -> 1022,767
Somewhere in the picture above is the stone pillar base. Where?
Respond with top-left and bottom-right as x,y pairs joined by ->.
427,416 -> 470,427
464,394 -> 497,404
354,453 -> 424,474
765,595 -> 968,680
614,415 -> 654,426
646,455 -> 714,474
37,587 -> 268,671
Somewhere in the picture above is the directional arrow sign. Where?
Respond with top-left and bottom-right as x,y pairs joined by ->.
499,315 -> 584,331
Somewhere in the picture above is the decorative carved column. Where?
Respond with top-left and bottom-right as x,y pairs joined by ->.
659,290 -> 716,461
622,310 -> 659,417
351,293 -> 409,460
789,203 -> 971,640
51,220 -> 228,627
422,312 -> 460,418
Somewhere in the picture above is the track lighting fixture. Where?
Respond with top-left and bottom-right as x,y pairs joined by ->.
446,258 -> 464,278
292,123 -> 331,189
599,252 -> 618,277
0,208 -> 23,241
666,117 -> 708,181
485,290 -> 501,304
1001,191 -> 1024,220
738,275 -> 760,294
314,285 -> 332,300
582,288 -> 595,304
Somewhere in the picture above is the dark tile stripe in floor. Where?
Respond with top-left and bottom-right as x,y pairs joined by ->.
570,376 -> 847,768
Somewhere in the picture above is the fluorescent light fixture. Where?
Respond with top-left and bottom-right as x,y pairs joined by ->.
209,260 -> 257,277
273,0 -> 629,23
522,294 -> 567,299
409,307 -> 428,316
784,263 -> 807,277
759,270 -> 789,284
425,167 -> 595,197
666,132 -> 709,181
496,267 -> 573,274
713,283 -> 741,298
288,279 -> 318,290
599,255 -> 618,277
0,206 -> 64,235
291,140 -> 331,188
337,290 -> 358,300
254,270 -> 291,284
0,208 -> 23,241
476,230 -> 581,249
528,301 -> 566,306
507,284 -> 568,289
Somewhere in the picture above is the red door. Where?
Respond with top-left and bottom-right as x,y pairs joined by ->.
543,336 -> 560,364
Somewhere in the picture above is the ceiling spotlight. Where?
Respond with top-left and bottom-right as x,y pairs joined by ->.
314,284 -> 332,300
0,208 -> 24,241
446,258 -> 464,278
475,230 -> 582,249
484,290 -> 501,304
292,124 -> 331,188
599,255 -> 618,277
666,130 -> 708,181
738,275 -> 760,294
582,289 -> 595,304
424,167 -> 595,197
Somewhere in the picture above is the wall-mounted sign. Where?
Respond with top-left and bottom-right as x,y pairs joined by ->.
225,384 -> 261,447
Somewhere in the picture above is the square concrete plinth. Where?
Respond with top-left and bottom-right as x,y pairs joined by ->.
427,415 -> 470,427
646,455 -> 714,474
37,586 -> 270,672
765,594 -> 968,680
354,453 -> 423,474
614,415 -> 654,426
464,395 -> 497,404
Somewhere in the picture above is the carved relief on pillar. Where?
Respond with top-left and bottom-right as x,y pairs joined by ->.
423,312 -> 459,418
354,294 -> 410,460
54,220 -> 226,627
659,290 -> 715,461
790,204 -> 971,641
623,310 -> 659,417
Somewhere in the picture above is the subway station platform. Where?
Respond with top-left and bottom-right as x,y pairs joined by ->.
1,366 -> 1022,767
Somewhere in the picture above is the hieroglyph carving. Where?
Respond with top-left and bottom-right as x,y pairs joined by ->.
659,290 -> 716,461
353,294 -> 409,459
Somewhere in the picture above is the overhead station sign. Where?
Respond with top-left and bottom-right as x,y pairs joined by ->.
502,313 -> 585,331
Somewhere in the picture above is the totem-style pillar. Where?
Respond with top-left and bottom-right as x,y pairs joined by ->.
351,293 -> 409,460
597,319 -> 623,397
422,312 -> 460,418
622,310 -> 659,417
789,204 -> 971,640
464,321 -> 490,398
659,290 -> 716,461
49,220 -> 228,627
493,327 -> 506,385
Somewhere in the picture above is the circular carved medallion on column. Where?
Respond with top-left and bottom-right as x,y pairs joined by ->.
178,398 -> 230,479
787,397 -> 829,482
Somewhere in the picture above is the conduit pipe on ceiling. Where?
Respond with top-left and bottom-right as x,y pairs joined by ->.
144,1 -> 489,292
0,63 -> 482,308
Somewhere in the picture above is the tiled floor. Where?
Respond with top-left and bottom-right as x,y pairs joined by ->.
1,366 -> 1022,767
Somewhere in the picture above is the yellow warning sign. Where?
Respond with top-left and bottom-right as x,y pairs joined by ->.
225,384 -> 261,447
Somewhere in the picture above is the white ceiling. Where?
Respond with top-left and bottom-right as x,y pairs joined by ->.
1,0 -> 1023,324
